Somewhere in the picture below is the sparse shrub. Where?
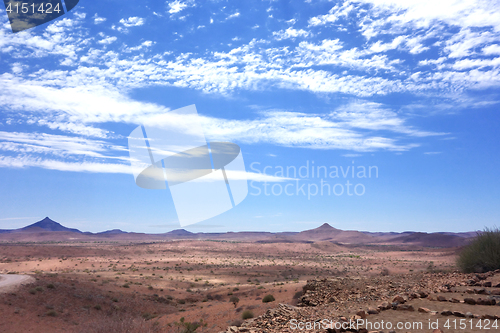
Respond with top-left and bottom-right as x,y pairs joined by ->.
262,294 -> 275,303
174,317 -> 206,333
230,295 -> 239,307
47,283 -> 55,289
458,228 -> 500,273
94,304 -> 102,310
380,267 -> 389,276
122,283 -> 130,288
29,288 -> 37,295
142,312 -> 157,320
241,310 -> 254,319
35,286 -> 43,292
46,310 -> 57,317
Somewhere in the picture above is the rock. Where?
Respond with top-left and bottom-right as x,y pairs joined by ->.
441,310 -> 453,316
477,298 -> 495,305
433,330 -> 444,333
356,310 -> 367,319
483,281 -> 492,287
475,288 -> 488,295
418,290 -> 429,298
492,289 -> 500,295
396,304 -> 414,311
418,307 -> 431,313
367,308 -> 379,315
484,314 -> 499,320
437,295 -> 447,302
392,295 -> 405,304
465,312 -> 474,318
464,298 -> 476,305
453,311 -> 465,317
377,302 -> 391,310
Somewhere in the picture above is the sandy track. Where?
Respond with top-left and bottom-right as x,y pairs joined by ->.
0,274 -> 35,293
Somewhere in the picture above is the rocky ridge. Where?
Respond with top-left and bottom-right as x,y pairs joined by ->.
220,270 -> 500,333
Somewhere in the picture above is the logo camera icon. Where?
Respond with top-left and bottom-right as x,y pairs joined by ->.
3,0 -> 80,33
128,105 -> 248,227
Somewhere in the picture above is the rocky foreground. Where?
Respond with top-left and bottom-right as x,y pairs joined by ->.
220,270 -> 500,333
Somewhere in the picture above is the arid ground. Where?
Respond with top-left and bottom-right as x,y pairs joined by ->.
0,239 -> 462,333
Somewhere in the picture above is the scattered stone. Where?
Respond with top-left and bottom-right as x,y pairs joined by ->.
477,298 -> 496,305
453,311 -> 465,317
465,312 -> 474,318
441,310 -> 453,316
464,298 -> 476,305
437,295 -> 447,302
377,302 -> 391,310
450,298 -> 460,303
392,295 -> 405,304
356,310 -> 367,319
367,308 -> 379,315
418,307 -> 431,313
396,304 -> 414,311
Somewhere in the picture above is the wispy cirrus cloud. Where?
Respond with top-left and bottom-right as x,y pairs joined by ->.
0,0 -> 499,177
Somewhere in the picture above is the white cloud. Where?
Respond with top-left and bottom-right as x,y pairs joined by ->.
0,131 -> 127,160
0,155 -> 133,174
273,27 -> 310,40
168,0 -> 189,14
123,40 -> 155,52
119,17 -> 145,27
98,36 -> 117,45
483,44 -> 500,55
93,14 -> 106,24
226,12 -> 240,20
308,2 -> 355,27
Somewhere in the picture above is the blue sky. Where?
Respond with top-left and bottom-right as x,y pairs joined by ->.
0,0 -> 499,233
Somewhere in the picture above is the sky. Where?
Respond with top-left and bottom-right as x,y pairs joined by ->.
0,0 -> 499,234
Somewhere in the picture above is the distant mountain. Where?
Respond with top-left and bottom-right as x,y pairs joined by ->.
386,232 -> 470,248
292,223 -> 375,243
97,229 -> 128,235
0,218 -> 478,247
166,229 -> 194,236
21,217 -> 82,233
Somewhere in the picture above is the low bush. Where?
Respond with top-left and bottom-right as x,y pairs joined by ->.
458,228 -> 500,273
262,294 -> 275,303
241,310 -> 254,319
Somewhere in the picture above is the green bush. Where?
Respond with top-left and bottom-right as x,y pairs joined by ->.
46,310 -> 57,317
241,310 -> 254,319
230,295 -> 239,307
457,228 -> 500,273
262,294 -> 275,303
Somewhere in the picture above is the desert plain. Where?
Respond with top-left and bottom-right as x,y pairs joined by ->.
0,220 -> 497,333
